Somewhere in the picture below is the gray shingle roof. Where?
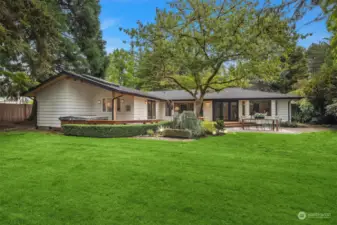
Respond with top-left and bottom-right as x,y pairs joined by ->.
149,88 -> 301,100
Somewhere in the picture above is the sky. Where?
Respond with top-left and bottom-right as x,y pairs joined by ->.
99,0 -> 331,54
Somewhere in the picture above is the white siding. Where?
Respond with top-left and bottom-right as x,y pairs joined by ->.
116,95 -> 134,121
66,79 -> 95,115
203,101 -> 212,121
36,79 -> 69,127
276,99 -> 290,122
36,78 -> 96,127
133,96 -> 148,120
157,101 -> 165,120
91,87 -> 115,120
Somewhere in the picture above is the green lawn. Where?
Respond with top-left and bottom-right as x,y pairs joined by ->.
0,131 -> 336,225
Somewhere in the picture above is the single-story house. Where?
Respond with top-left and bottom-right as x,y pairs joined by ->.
23,71 -> 301,128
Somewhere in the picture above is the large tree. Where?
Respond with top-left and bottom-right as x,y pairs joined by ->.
106,49 -> 138,87
251,46 -> 308,93
125,0 -> 297,116
58,0 -> 108,78
307,42 -> 330,74
1,0 -> 108,120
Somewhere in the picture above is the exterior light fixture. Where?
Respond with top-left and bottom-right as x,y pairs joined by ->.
97,100 -> 101,104
121,99 -> 125,103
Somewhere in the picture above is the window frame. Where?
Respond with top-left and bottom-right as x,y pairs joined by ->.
249,100 -> 272,116
102,98 -> 113,113
165,102 -> 172,116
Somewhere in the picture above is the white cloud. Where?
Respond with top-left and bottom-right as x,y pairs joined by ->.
101,18 -> 119,30
105,38 -> 129,53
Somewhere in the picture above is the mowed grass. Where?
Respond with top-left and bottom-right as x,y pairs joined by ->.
0,131 -> 336,225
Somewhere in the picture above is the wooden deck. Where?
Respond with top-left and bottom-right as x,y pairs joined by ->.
61,119 -> 162,126
224,121 -> 252,127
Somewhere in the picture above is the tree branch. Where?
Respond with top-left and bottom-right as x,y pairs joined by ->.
165,75 -> 196,98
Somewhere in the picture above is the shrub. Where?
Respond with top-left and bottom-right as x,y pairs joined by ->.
172,111 -> 205,137
162,128 -> 192,139
281,122 -> 299,128
62,121 -> 172,138
214,119 -> 225,130
292,99 -> 315,123
146,129 -> 155,136
202,121 -> 216,134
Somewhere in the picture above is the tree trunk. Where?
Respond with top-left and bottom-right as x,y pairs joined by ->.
27,98 -> 37,122
195,98 -> 203,118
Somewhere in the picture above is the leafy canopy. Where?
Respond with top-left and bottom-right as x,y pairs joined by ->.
124,0 -> 297,115
106,49 -> 138,87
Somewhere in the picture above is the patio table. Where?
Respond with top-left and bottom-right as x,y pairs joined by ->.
241,118 -> 280,131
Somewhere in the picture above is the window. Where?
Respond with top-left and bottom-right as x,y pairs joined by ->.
125,105 -> 131,112
249,100 -> 271,116
117,98 -> 121,112
165,102 -> 172,116
174,103 -> 194,113
275,100 -> 278,116
102,98 -> 113,112
147,100 -> 156,119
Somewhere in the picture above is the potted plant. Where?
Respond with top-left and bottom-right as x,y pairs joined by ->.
214,119 -> 227,135
254,113 -> 265,119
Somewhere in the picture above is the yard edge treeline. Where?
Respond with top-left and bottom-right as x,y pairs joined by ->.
0,0 -> 108,120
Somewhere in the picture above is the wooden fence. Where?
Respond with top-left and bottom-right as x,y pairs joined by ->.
0,103 -> 32,122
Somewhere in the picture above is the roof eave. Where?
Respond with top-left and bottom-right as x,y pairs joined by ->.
23,71 -> 166,101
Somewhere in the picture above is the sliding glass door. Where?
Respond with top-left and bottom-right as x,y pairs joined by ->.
213,100 -> 238,121
147,100 -> 156,119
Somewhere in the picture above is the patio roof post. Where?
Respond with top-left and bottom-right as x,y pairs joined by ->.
245,100 -> 250,116
112,92 -> 116,121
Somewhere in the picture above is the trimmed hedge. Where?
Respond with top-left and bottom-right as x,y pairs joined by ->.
62,121 -> 172,138
162,128 -> 192,139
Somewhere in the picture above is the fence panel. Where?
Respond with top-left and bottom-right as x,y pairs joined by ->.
0,104 -> 32,122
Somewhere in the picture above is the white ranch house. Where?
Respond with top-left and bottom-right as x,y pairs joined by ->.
24,71 -> 301,128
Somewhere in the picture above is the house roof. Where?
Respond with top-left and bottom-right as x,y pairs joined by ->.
23,71 -> 165,100
149,88 -> 301,101
24,70 -> 301,101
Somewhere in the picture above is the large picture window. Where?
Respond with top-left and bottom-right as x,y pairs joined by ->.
174,103 -> 194,113
249,100 -> 271,116
102,98 -> 113,112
